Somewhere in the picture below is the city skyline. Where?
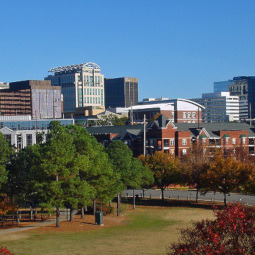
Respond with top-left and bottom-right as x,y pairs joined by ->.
1,1 -> 255,100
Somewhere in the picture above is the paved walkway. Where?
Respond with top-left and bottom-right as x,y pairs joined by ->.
0,210 -> 71,235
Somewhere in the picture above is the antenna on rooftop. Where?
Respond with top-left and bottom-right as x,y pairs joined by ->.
130,101 -> 133,125
249,103 -> 252,126
197,107 -> 200,129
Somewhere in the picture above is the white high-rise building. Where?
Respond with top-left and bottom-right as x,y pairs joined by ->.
192,92 -> 240,122
45,62 -> 104,113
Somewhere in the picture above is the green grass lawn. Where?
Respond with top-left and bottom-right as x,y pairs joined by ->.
0,206 -> 214,255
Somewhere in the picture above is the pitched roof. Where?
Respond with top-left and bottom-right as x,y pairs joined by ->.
86,124 -> 143,135
150,114 -> 172,128
174,123 -> 255,138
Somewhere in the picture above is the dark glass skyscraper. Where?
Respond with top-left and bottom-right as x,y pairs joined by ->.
104,77 -> 138,108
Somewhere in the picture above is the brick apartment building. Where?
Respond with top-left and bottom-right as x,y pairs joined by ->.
0,80 -> 62,119
87,114 -> 255,157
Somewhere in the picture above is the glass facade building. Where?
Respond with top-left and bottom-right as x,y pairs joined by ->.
213,80 -> 233,93
0,119 -> 74,131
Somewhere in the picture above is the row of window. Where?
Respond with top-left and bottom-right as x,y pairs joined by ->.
183,112 -> 196,118
83,75 -> 102,83
4,134 -> 33,149
84,97 -> 101,105
224,137 -> 246,144
83,88 -> 103,96
164,139 -> 187,146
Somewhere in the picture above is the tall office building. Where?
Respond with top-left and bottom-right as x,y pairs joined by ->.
228,76 -> 255,119
191,92 -> 240,122
45,62 -> 104,113
214,80 -> 233,93
0,80 -> 62,119
104,77 -> 138,108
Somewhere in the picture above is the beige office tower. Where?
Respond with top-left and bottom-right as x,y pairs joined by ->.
45,62 -> 105,115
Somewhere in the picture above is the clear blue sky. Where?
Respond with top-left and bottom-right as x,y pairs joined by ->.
1,0 -> 255,100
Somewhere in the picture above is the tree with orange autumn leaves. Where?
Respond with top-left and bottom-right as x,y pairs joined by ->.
198,150 -> 253,206
181,143 -> 210,202
139,151 -> 181,200
139,147 -> 255,205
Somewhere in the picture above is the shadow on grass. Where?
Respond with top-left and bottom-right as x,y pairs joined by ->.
116,197 -> 225,210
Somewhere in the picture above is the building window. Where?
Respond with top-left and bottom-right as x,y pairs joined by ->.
170,139 -> 175,146
202,138 -> 206,145
188,112 -> 191,118
242,138 -> 246,144
192,112 -> 196,118
182,139 -> 187,145
183,112 -> 187,118
4,135 -> 11,146
170,149 -> 175,155
17,135 -> 22,150
26,134 -> 33,146
164,139 -> 169,147
182,149 -> 187,155
232,138 -> 236,144
226,138 -> 230,145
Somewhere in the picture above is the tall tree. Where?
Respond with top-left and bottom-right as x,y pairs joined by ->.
67,125 -> 120,217
106,141 -> 153,214
6,144 -> 43,207
181,143 -> 210,202
39,122 -> 78,227
0,133 -> 12,189
203,151 -> 242,206
129,157 -> 153,209
139,151 -> 181,200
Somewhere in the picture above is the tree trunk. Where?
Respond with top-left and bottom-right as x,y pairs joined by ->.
93,200 -> 96,215
133,189 -> 135,209
224,193 -> 227,207
117,193 -> 121,216
81,206 -> 84,219
143,189 -> 145,198
161,188 -> 164,201
109,201 -> 111,208
196,187 -> 199,203
56,207 -> 60,227
30,207 -> 33,220
69,207 -> 74,222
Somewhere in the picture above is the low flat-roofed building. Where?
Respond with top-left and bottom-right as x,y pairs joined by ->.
0,118 -> 74,150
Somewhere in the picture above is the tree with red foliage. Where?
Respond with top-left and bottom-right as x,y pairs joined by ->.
0,194 -> 16,215
168,203 -> 255,255
0,246 -> 13,255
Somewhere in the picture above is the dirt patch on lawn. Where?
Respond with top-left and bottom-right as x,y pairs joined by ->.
28,212 -> 128,233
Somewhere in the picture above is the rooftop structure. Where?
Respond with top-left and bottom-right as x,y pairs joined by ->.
46,62 -> 105,113
130,99 -> 204,123
48,62 -> 101,73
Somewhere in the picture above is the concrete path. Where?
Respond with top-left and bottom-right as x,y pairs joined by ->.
0,210 -> 71,234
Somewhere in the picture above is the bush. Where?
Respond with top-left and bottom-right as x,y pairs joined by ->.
96,204 -> 114,216
168,204 -> 255,255
0,246 -> 13,255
